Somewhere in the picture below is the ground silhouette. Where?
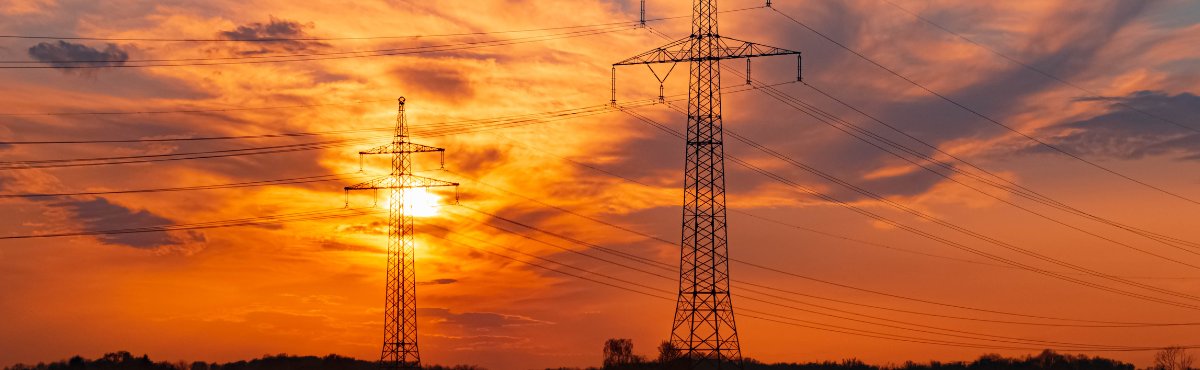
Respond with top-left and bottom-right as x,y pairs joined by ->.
1,352 -> 479,370
1,347 -> 1164,370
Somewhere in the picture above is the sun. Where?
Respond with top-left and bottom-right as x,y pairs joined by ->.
382,187 -> 441,217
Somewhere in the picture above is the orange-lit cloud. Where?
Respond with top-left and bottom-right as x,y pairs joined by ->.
2,1 -> 1200,370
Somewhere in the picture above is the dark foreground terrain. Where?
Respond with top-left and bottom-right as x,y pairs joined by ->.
2,349 -> 1150,370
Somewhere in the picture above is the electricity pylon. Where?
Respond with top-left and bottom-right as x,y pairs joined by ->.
344,97 -> 459,370
612,1 -> 800,368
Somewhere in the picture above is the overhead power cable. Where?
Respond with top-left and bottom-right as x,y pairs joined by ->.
0,6 -> 765,43
711,115 -> 1200,306
0,100 -> 664,170
642,26 -> 1200,263
428,226 -> 1068,352
622,108 -> 1200,311
2,25 -> 630,65
877,0 -> 1198,134
436,207 -> 1197,351
0,26 -> 630,69
476,118 -> 1200,282
796,80 -> 1200,251
0,172 -> 369,198
0,99 -> 392,117
0,207 -> 381,241
720,68 -> 1200,267
445,170 -> 1200,327
637,25 -> 1200,268
0,20 -> 652,43
0,73 -> 789,146
769,7 -> 1200,206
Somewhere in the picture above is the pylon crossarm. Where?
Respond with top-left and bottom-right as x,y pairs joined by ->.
613,35 -> 799,66
613,36 -> 692,66
344,175 -> 458,191
407,174 -> 459,189
359,142 -> 445,155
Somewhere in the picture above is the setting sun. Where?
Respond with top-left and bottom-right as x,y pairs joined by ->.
394,188 -> 441,218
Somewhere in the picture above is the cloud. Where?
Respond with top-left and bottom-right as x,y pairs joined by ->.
27,40 -> 128,71
335,220 -> 388,235
318,239 -> 383,254
391,63 -> 476,103
1033,91 -> 1200,160
48,197 -> 192,249
419,308 -> 549,331
418,278 -> 458,286
219,17 -> 328,55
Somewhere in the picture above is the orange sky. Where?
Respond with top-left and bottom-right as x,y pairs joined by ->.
2,1 -> 1200,369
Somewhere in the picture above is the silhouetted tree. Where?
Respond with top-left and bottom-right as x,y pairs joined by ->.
602,339 -> 642,369
655,341 -> 687,370
1155,347 -> 1195,370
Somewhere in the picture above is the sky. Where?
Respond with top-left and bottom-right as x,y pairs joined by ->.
1,0 -> 1199,369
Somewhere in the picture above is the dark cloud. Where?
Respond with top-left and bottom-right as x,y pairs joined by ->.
219,17 -> 328,55
418,278 -> 458,285
49,197 -> 192,249
392,64 -> 475,103
447,145 -> 507,174
27,41 -> 128,71
1032,91 -> 1200,160
419,308 -> 548,331
336,220 -> 388,235
318,239 -> 383,254
683,1 -> 1160,202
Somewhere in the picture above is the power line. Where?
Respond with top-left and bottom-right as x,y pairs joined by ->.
622,108 -> 1200,311
0,139 -> 374,170
2,25 -> 630,65
446,170 -> 1200,326
0,7 -> 776,43
623,25 -> 1200,300
723,123 -> 1200,306
0,100 -> 654,144
0,79 -> 793,170
3,170 -> 1194,347
0,26 -> 629,69
735,209 -> 1198,281
721,70 -> 1200,267
769,7 -> 1200,207
0,101 -> 664,170
443,172 -> 1200,327
479,119 -> 1200,282
0,172 -> 368,198
0,76 -> 786,146
796,81 -> 1200,251
638,25 -> 1195,274
877,0 -> 1198,134
0,99 -> 392,117
0,207 -> 381,241
436,207 -> 1196,351
0,20 -> 649,43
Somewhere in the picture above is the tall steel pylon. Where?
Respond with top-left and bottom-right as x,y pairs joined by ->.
613,1 -> 800,368
344,97 -> 459,370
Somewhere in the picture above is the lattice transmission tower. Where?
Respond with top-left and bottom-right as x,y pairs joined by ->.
613,1 -> 800,368
344,97 -> 459,370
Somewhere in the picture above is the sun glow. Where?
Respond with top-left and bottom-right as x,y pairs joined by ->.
383,188 -> 441,217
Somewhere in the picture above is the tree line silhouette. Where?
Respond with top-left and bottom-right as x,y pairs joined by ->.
594,339 -> 1194,370
1,352 -> 479,370
3,343 -> 1193,370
